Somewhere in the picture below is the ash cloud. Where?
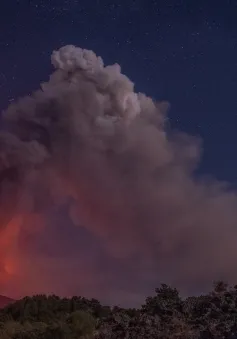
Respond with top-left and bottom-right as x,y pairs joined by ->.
0,45 -> 236,305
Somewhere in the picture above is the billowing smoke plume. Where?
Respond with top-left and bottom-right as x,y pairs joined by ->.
0,45 -> 236,305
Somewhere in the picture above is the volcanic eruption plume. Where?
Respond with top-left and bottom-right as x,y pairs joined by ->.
0,45 -> 237,305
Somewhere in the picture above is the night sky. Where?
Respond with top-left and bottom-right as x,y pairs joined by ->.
1,0 -> 237,183
1,0 -> 237,304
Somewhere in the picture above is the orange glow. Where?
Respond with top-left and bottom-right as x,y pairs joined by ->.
0,212 -> 48,296
0,215 -> 23,282
4,260 -> 16,275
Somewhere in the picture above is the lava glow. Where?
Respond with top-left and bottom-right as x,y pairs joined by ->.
0,215 -> 22,284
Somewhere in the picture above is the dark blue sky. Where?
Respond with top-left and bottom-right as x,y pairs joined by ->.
1,0 -> 237,183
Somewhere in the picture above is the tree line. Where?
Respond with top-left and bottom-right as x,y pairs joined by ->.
1,281 -> 237,338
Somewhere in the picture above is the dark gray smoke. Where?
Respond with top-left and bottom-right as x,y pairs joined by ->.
0,45 -> 236,306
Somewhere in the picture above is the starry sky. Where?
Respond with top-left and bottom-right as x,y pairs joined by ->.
1,0 -> 237,183
1,0 -> 237,185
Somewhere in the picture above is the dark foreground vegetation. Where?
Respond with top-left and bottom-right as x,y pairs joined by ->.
1,281 -> 237,338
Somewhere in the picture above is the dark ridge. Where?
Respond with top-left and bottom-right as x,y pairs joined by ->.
0,295 -> 14,308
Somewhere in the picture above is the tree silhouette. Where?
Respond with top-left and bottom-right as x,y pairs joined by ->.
0,282 -> 237,338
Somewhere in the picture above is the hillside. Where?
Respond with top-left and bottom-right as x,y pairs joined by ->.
0,295 -> 14,308
0,282 -> 237,338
